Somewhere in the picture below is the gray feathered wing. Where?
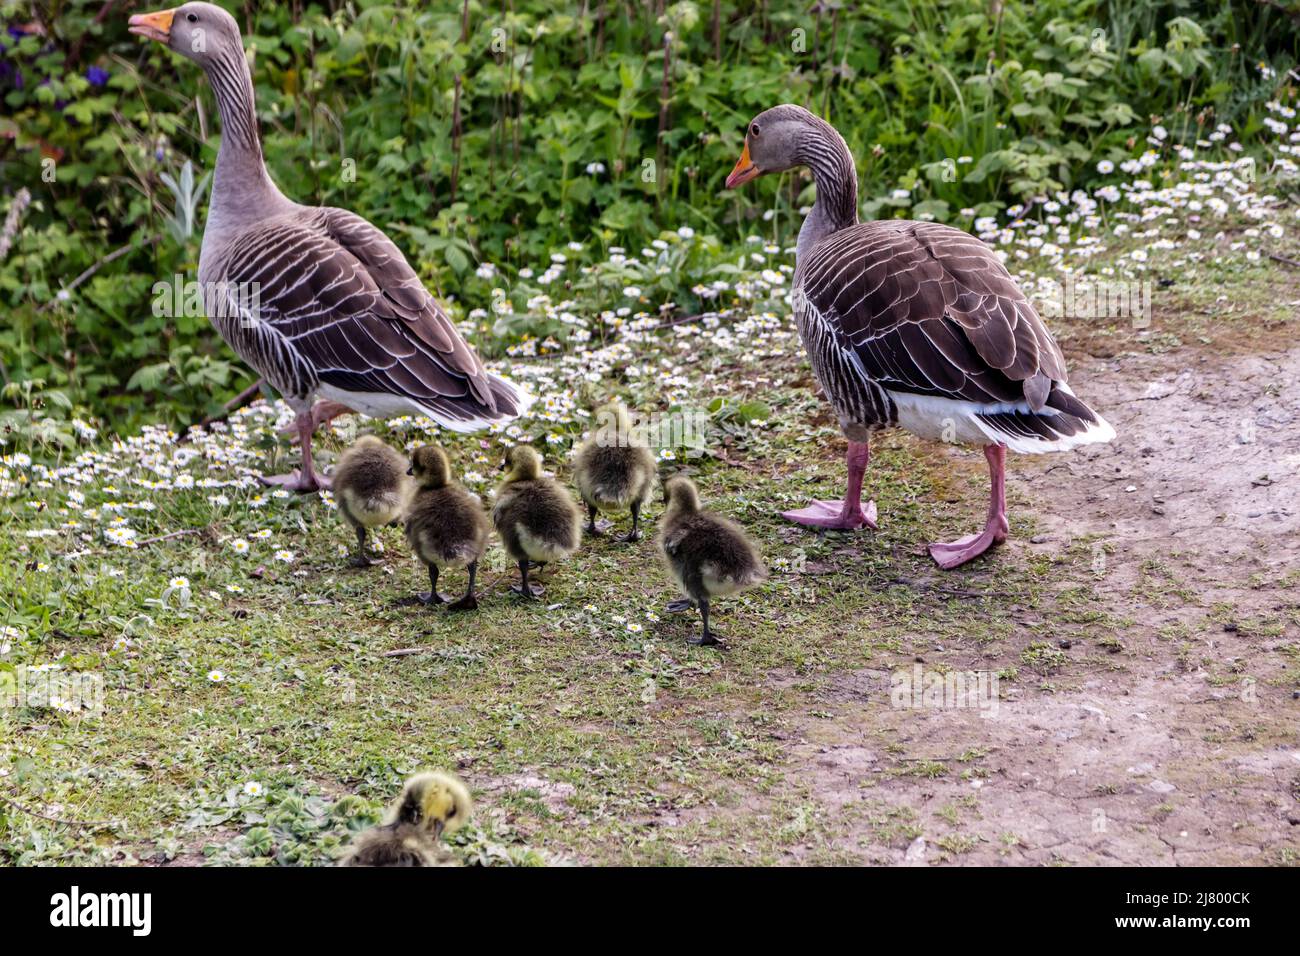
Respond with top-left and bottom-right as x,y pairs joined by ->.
796,220 -> 1109,447
216,206 -> 526,429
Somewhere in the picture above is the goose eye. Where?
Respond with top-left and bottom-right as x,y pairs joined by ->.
750,123 -> 761,137
186,12 -> 198,22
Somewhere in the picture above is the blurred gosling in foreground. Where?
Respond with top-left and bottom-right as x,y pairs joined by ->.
340,771 -> 472,867
492,445 -> 582,599
572,400 -> 656,542
333,435 -> 408,567
659,476 -> 766,647
404,445 -> 490,611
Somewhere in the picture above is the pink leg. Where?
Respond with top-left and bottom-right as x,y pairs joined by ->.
278,399 -> 353,437
782,440 -> 879,531
928,443 -> 1009,570
261,407 -> 332,492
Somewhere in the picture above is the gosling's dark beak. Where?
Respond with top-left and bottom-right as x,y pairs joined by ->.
725,140 -> 761,189
128,7 -> 175,43
406,467 -> 414,476
432,819 -> 445,839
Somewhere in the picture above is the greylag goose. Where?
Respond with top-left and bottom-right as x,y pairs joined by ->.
332,435 -> 408,567
658,476 -> 766,648
725,105 -> 1114,569
129,4 -> 529,492
339,771 -> 472,867
572,400 -> 657,542
492,445 -> 582,600
403,444 -> 490,611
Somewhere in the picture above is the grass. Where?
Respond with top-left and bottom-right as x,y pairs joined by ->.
0,346 -> 1124,864
3,141 -> 1298,864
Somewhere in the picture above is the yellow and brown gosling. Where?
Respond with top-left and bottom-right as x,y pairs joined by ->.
340,771 -> 473,867
332,435 -> 409,567
492,444 -> 582,599
572,401 -> 657,542
659,476 -> 766,647
404,445 -> 490,611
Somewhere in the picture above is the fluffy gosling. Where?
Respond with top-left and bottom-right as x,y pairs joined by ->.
333,435 -> 408,567
340,771 -> 472,867
492,444 -> 582,599
572,401 -> 656,542
404,445 -> 490,611
659,476 -> 766,647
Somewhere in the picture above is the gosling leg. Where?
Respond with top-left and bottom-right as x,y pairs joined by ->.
417,564 -> 450,605
620,501 -> 642,543
585,501 -> 603,536
688,598 -> 724,648
512,558 -> 543,600
349,525 -> 372,568
448,560 -> 479,612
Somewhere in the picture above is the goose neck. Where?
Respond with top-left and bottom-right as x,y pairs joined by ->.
202,44 -> 289,237
796,125 -> 859,262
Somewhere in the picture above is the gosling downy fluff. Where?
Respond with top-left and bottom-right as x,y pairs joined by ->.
659,476 -> 766,647
404,445 -> 490,611
492,444 -> 582,599
572,401 -> 656,542
333,435 -> 409,567
340,771 -> 473,867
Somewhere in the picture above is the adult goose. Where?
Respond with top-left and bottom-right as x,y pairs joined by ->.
725,105 -> 1114,568
130,3 -> 529,491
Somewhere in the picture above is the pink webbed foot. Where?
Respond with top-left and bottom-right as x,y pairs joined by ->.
259,470 -> 332,493
782,498 -> 878,531
927,517 -> 1008,570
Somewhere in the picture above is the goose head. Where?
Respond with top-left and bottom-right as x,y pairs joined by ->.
725,104 -> 824,188
389,772 -> 473,840
408,445 -> 452,489
129,2 -> 242,68
662,474 -> 701,514
500,444 -> 543,482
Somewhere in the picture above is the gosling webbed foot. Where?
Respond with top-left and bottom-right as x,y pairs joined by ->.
511,582 -> 545,600
417,590 -> 452,606
348,553 -> 374,569
620,528 -> 642,543
448,594 -> 479,612
664,599 -> 694,614
687,632 -> 727,649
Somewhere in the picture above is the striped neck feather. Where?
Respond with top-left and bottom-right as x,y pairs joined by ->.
202,44 -> 290,239
796,121 -> 859,263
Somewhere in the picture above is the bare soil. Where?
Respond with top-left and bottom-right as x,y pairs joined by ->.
768,341 -> 1300,864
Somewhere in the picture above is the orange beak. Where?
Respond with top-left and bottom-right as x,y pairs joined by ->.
128,8 -> 175,43
725,141 -> 761,189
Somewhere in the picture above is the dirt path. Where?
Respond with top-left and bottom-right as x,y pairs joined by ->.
776,344 -> 1300,865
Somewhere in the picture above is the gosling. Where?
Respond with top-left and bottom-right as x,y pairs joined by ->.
404,445 -> 490,611
333,435 -> 408,567
492,444 -> 582,599
340,771 -> 472,867
659,476 -> 766,647
572,401 -> 656,542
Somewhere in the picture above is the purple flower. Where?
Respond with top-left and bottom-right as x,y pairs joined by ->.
86,65 -> 109,87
